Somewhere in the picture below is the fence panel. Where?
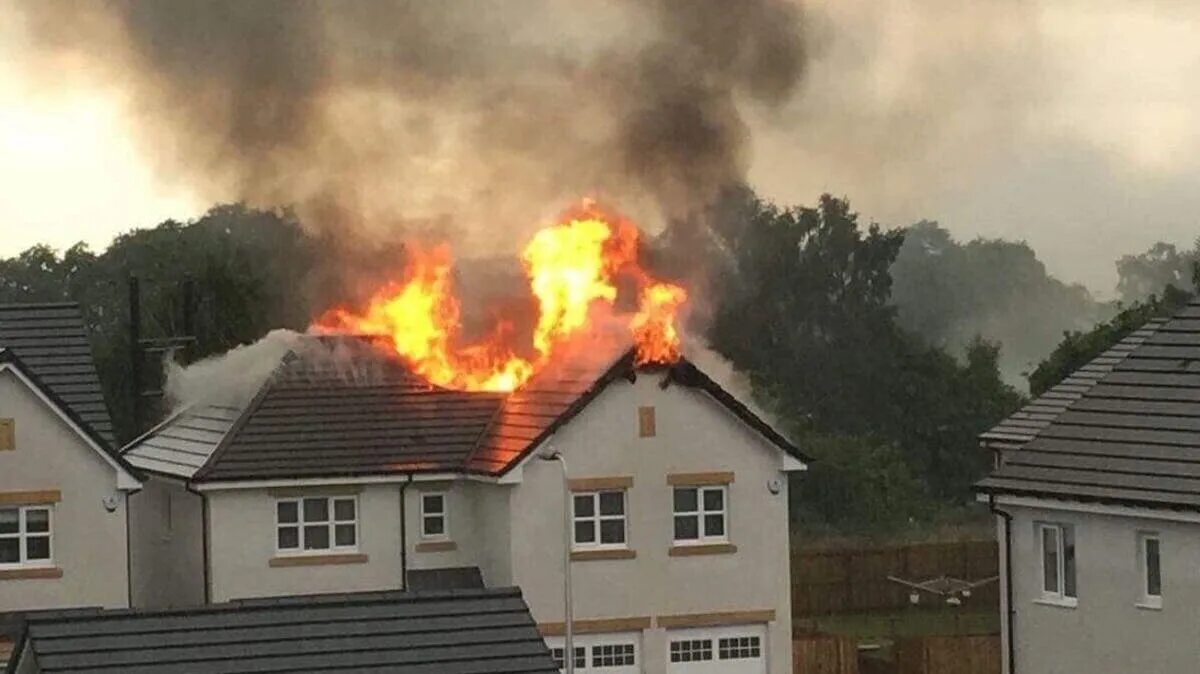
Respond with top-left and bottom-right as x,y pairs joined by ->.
793,540 -> 999,616
794,635 -> 859,674
896,635 -> 1001,674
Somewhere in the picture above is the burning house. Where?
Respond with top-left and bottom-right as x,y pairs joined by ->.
121,208 -> 809,673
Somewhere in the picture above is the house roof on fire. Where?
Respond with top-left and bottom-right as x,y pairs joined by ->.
0,303 -> 116,446
122,336 -> 806,483
976,297 -> 1200,510
3,587 -> 557,674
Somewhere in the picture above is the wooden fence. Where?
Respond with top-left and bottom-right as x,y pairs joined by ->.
792,540 -> 999,616
895,635 -> 1000,674
794,635 -> 859,674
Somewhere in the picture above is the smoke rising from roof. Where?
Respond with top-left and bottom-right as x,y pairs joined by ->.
16,0 -> 805,258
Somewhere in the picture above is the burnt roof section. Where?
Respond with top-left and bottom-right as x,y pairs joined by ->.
182,336 -> 805,483
977,299 -> 1200,509
194,338 -> 505,481
0,303 -> 115,446
6,587 -> 557,674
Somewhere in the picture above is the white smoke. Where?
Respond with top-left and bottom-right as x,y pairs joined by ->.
163,328 -> 303,410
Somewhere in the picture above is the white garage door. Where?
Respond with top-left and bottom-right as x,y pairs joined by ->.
667,625 -> 767,674
544,631 -> 640,673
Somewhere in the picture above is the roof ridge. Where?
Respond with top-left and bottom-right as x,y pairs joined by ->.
190,352 -> 292,482
979,319 -> 1166,449
21,587 -> 525,624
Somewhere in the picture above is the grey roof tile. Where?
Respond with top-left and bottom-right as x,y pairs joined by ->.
10,588 -> 557,674
125,336 -> 806,482
0,303 -> 115,445
977,301 -> 1200,508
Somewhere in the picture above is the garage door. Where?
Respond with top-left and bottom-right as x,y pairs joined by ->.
667,625 -> 767,674
544,631 -> 640,673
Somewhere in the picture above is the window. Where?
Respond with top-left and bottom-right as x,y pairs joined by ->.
718,635 -> 761,659
0,506 -> 52,567
550,646 -> 585,670
1038,522 -> 1076,602
592,643 -> 635,667
572,491 -> 626,549
673,486 -> 727,543
1138,532 -> 1162,607
276,496 -> 357,553
670,639 -> 713,662
420,493 -> 448,539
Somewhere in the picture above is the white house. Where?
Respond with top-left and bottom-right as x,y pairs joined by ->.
977,302 -> 1200,674
123,337 -> 808,674
0,303 -> 143,667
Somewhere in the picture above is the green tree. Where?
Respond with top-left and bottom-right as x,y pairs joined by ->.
705,191 -> 1024,512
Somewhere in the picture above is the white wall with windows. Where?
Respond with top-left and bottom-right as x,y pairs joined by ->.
0,367 -> 132,611
206,485 -> 403,602
509,373 -> 795,673
1006,503 -> 1200,673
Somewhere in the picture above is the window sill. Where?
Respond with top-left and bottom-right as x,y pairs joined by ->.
415,540 -> 457,553
669,543 -> 737,557
268,553 -> 368,568
0,566 -> 63,580
571,548 -> 636,562
1135,599 -> 1163,611
1033,596 -> 1077,609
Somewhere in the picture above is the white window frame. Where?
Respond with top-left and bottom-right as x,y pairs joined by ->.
546,633 -> 639,672
275,496 -> 359,555
420,492 -> 449,541
0,505 -> 53,569
572,490 -> 628,551
1137,531 -> 1162,609
1036,522 -> 1076,606
672,485 -> 728,545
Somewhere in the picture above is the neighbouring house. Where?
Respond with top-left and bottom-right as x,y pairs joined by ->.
122,337 -> 808,673
0,303 -> 143,669
3,586 -> 557,673
976,302 -> 1200,674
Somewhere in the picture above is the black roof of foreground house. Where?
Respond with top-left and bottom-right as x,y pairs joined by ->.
976,298 -> 1200,509
0,303 -> 116,446
5,587 -> 558,674
125,336 -> 808,483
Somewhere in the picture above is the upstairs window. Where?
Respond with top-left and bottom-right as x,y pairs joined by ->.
276,496 -> 357,553
1138,532 -> 1162,607
1038,522 -> 1076,603
420,493 -> 448,540
673,486 -> 727,543
572,491 -> 627,549
0,505 -> 52,567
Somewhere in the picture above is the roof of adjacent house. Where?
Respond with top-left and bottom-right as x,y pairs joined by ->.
0,303 -> 116,446
977,299 -> 1200,509
124,336 -> 806,483
4,587 -> 557,674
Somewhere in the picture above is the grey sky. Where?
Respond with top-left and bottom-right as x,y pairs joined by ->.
1,0 -> 1197,296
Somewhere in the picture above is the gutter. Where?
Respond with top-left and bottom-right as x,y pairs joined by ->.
400,474 -> 413,590
185,482 -> 212,605
989,495 -> 1016,674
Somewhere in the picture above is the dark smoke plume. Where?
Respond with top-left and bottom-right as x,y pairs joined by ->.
16,0 -> 805,257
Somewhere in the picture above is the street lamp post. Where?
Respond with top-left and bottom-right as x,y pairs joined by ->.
539,448 -> 573,674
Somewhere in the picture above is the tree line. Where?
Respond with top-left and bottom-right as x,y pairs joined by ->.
1,192 -> 1194,534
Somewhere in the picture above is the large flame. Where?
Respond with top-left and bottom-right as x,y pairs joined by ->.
313,203 -> 686,391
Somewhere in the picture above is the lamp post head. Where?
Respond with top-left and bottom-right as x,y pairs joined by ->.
538,446 -> 562,461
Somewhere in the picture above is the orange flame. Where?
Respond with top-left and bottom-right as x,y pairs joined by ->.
313,203 -> 686,391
